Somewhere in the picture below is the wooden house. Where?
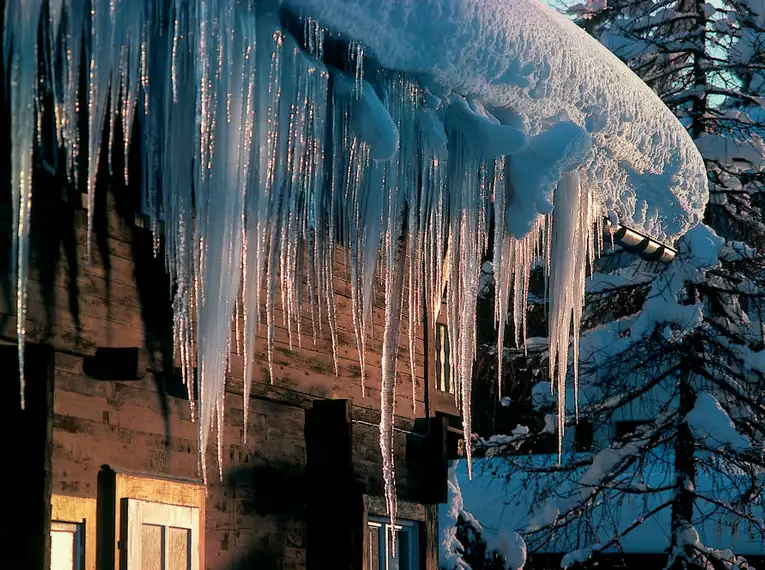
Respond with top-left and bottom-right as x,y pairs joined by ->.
3,180 -> 462,569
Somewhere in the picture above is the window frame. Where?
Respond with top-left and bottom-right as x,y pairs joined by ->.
51,520 -> 85,570
367,516 -> 420,570
50,494 -> 97,570
574,419 -> 594,452
614,420 -> 649,441
363,495 -> 436,570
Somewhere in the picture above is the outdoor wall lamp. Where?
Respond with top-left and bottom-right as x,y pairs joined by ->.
606,219 -> 677,264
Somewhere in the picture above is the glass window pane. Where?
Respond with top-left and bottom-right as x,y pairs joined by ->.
168,527 -> 191,570
436,324 -> 453,393
50,528 -> 75,570
396,529 -> 411,570
368,524 -> 381,570
368,517 -> 419,570
141,523 -> 164,570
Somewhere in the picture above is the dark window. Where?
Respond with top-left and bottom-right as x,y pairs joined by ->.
614,420 -> 648,441
508,432 -> 558,456
529,433 -> 557,455
574,420 -> 593,452
435,323 -> 454,394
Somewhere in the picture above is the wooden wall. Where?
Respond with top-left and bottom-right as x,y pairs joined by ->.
0,185 -> 458,569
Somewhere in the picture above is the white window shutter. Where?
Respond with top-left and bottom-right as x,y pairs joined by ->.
126,499 -> 200,570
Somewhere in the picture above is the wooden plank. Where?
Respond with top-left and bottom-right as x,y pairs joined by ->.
424,504 -> 439,570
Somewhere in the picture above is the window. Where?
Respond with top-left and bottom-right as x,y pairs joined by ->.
113,470 -> 205,570
367,516 -> 420,570
435,323 -> 454,394
615,420 -> 648,441
574,420 -> 593,452
50,495 -> 96,570
51,521 -> 84,570
125,499 -> 200,570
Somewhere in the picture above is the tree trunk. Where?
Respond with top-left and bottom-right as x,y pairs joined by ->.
670,337 -> 698,569
690,0 -> 707,140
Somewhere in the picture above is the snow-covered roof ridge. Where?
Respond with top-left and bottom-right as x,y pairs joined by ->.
284,0 -> 709,243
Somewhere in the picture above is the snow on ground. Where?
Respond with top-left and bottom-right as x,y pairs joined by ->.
452,458 -> 765,558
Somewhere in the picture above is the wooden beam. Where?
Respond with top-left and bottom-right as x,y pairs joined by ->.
83,347 -> 148,381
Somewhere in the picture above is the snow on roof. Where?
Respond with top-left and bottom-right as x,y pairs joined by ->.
285,0 -> 709,244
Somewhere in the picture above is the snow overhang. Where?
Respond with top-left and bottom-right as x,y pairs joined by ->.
284,0 -> 709,244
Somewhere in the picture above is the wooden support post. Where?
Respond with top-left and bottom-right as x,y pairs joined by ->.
1,344 -> 54,570
423,504 -> 440,570
305,399 -> 363,570
416,414 -> 450,505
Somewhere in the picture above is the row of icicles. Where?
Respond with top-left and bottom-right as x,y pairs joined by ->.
4,0 -> 604,531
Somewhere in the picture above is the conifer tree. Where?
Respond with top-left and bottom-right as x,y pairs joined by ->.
469,2 -> 765,568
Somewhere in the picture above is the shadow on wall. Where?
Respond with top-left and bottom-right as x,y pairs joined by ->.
222,459 -> 308,569
0,17 -> 179,448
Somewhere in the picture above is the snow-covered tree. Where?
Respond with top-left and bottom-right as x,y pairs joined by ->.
441,465 -> 527,570
467,1 -> 765,568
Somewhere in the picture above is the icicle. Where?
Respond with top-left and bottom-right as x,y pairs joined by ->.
332,68 -> 376,396
547,171 -> 591,456
405,85 -> 422,415
5,0 -> 44,407
373,74 -> 421,550
216,392 -> 225,483
379,238 -> 406,551
167,0 -> 197,421
85,0 -> 115,260
492,158 -> 508,399
349,41 -> 364,98
262,21 -> 287,386
193,0 -> 254,479
304,16 -> 323,59
441,120 -> 491,479
234,291 -> 242,356
47,0 -> 66,157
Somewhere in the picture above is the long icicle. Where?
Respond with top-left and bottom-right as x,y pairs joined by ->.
548,170 -> 591,456
5,0 -> 44,408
